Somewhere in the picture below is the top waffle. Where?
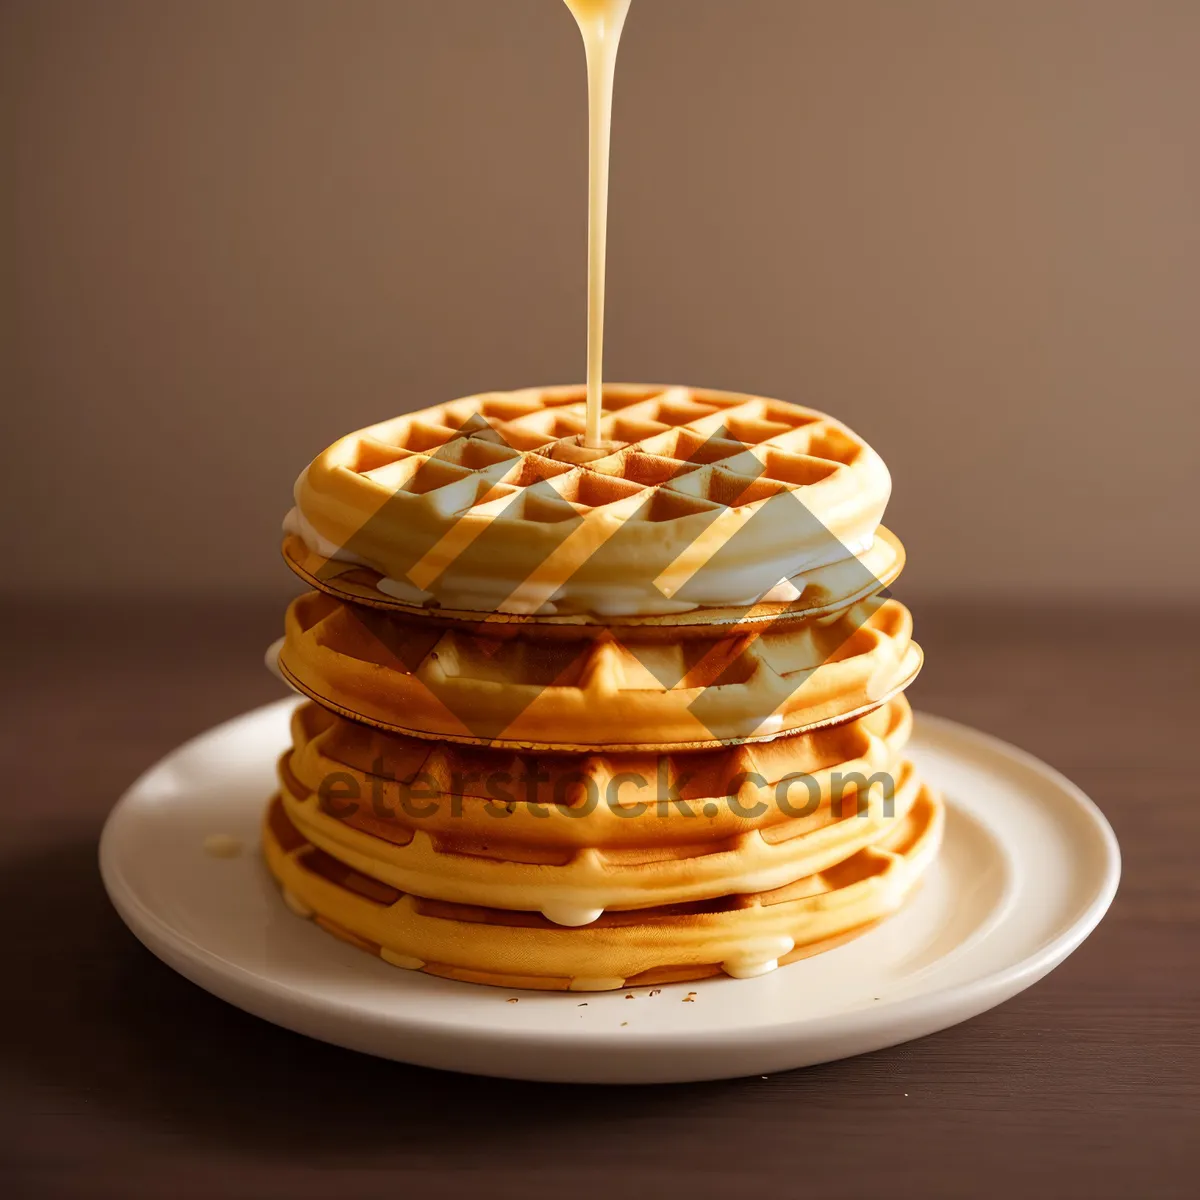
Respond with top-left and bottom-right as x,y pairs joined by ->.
285,385 -> 892,618
280,525 -> 906,630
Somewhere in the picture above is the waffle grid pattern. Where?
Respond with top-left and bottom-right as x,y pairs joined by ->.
331,386 -> 873,529
277,592 -> 921,748
283,695 -> 912,842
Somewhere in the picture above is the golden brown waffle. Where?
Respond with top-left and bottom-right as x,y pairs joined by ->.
262,782 -> 943,991
285,385 -> 892,618
280,524 -> 906,628
277,697 -> 915,921
282,696 -> 913,849
275,591 -> 921,749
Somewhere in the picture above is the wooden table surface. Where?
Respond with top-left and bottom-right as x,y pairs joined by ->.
1,597 -> 1196,1199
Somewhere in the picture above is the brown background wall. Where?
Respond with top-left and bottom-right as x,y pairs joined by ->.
3,0 -> 1197,600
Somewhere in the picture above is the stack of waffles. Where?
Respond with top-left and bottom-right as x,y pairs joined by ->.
264,385 -> 943,991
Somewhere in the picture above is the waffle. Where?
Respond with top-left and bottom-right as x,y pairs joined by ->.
275,592 -> 921,749
278,520 -> 902,624
282,696 -> 913,849
281,525 -> 906,629
284,385 -> 892,618
276,697 -> 914,921
262,783 -> 943,990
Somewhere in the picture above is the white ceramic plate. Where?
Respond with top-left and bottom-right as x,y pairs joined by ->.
99,699 -> 1119,1084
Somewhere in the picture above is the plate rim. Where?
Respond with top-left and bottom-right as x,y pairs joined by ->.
98,702 -> 1121,1079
